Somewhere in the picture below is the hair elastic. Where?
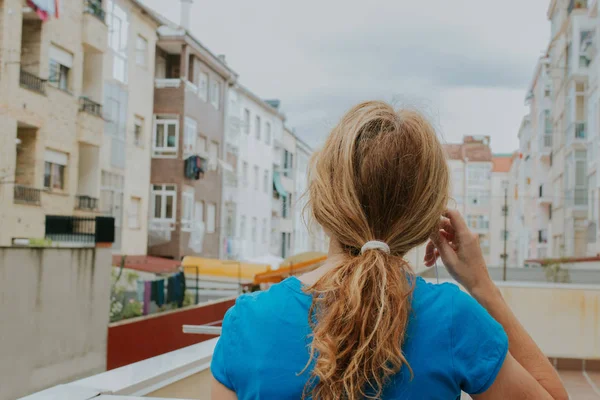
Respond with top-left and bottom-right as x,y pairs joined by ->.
360,241 -> 391,255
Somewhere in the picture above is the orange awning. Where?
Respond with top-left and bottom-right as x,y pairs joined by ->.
181,256 -> 271,282
254,252 -> 327,284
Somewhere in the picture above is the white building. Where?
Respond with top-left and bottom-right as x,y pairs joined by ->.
490,155 -> 515,267
220,86 -> 285,261
293,137 -> 312,254
271,127 -> 296,258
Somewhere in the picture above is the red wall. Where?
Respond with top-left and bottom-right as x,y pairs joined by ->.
107,299 -> 235,370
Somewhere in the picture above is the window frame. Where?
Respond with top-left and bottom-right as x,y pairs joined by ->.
210,80 -> 220,109
134,116 -> 144,148
183,117 -> 198,157
152,117 -> 179,158
135,34 -> 148,67
181,188 -> 195,232
151,184 -> 177,227
206,202 -> 216,233
255,115 -> 261,140
128,196 -> 142,230
265,122 -> 271,145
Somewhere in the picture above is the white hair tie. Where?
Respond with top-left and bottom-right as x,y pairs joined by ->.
360,240 -> 390,255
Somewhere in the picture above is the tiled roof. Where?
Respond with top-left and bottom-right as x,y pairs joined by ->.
443,142 -> 492,162
112,255 -> 180,274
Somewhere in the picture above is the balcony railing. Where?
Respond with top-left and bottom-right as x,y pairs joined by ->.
19,69 -> 46,95
79,97 -> 103,118
541,134 -> 553,149
45,215 -> 115,244
155,78 -> 182,88
569,0 -> 588,13
13,185 -> 41,206
84,0 -> 105,21
76,195 -> 98,211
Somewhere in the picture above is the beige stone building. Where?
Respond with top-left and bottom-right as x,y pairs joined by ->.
0,0 -> 159,254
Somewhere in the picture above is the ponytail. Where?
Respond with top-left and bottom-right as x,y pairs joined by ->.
302,250 -> 415,399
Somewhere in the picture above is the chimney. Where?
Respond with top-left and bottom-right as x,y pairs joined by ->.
180,0 -> 193,31
218,54 -> 227,64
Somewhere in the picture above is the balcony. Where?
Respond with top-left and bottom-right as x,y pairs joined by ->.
539,134 -> 552,160
21,280 -> 600,399
567,121 -> 587,147
77,98 -> 103,146
82,0 -> 107,53
569,0 -> 588,14
537,183 -> 552,206
155,78 -> 182,88
45,215 -> 115,246
19,69 -> 46,95
13,185 -> 41,206
566,188 -> 588,207
80,97 -> 103,117
76,195 -> 99,211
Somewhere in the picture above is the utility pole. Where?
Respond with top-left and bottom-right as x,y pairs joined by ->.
502,182 -> 509,281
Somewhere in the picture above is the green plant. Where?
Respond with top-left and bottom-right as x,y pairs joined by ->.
540,258 -> 571,283
183,291 -> 195,307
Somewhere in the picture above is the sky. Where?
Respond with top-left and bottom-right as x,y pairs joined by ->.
141,0 -> 550,153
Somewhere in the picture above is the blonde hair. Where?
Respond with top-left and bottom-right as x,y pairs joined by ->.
303,101 -> 449,399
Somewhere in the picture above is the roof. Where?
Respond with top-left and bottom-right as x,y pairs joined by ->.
236,84 -> 286,121
112,255 -> 180,274
492,155 -> 513,172
129,0 -> 163,26
443,138 -> 492,162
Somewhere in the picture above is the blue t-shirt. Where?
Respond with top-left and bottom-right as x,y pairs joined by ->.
212,276 -> 508,399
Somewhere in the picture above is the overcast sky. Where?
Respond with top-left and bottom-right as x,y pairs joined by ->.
141,0 -> 550,153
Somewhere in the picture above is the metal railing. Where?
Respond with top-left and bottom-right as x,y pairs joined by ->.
79,97 -> 103,117
155,78 -> 181,88
13,185 -> 41,206
84,0 -> 105,21
76,195 -> 98,210
542,134 -> 552,149
45,215 -> 115,244
20,69 -> 46,94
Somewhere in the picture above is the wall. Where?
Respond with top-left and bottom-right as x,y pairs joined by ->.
106,297 -> 235,370
146,369 -> 212,399
0,247 -> 112,400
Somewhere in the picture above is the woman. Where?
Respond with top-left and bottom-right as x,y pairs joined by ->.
211,101 -> 568,399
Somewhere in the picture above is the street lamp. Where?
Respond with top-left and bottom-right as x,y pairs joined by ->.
502,180 -> 509,281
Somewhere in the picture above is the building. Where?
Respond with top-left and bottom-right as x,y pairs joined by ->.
101,0 -> 161,254
293,136 -> 313,255
220,87 -> 285,260
0,0 -> 157,251
444,136 -> 494,265
147,14 -> 237,260
544,0 -> 595,258
271,127 -> 296,258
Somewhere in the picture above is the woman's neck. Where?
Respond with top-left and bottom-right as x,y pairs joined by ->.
298,238 -> 343,285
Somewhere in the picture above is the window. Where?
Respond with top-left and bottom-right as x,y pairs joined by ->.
467,189 -> 489,206
182,188 -> 194,231
197,135 -> 207,155
549,204 -> 552,220
206,203 -> 216,233
184,117 -> 197,157
243,109 -> 250,134
151,184 -> 176,223
209,141 -> 219,170
106,1 -> 129,83
254,166 -> 259,190
135,35 -> 148,67
198,72 -> 208,101
255,116 -> 261,140
195,201 -> 204,223
544,110 -> 552,134
104,83 -> 127,167
252,217 -> 257,242
262,218 -> 267,243
210,80 -> 220,109
265,122 -> 272,145
43,149 -> 67,190
263,170 -> 269,193
153,116 -> 179,157
501,230 -> 509,240
128,197 -> 141,229
466,215 -> 489,230
501,205 -> 509,216
240,215 -> 246,239
242,162 -> 248,187
544,84 -> 552,98
48,45 -> 73,91
134,116 -> 144,147
283,150 -> 294,177
467,164 -> 490,186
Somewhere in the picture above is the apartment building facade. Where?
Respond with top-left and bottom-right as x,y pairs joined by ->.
101,0 -> 160,254
219,87 -> 285,260
0,0 -> 150,249
489,155 -> 515,267
445,136 -> 495,265
148,20 -> 237,260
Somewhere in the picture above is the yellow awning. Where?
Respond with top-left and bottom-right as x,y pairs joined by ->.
181,256 -> 271,281
254,252 -> 327,284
